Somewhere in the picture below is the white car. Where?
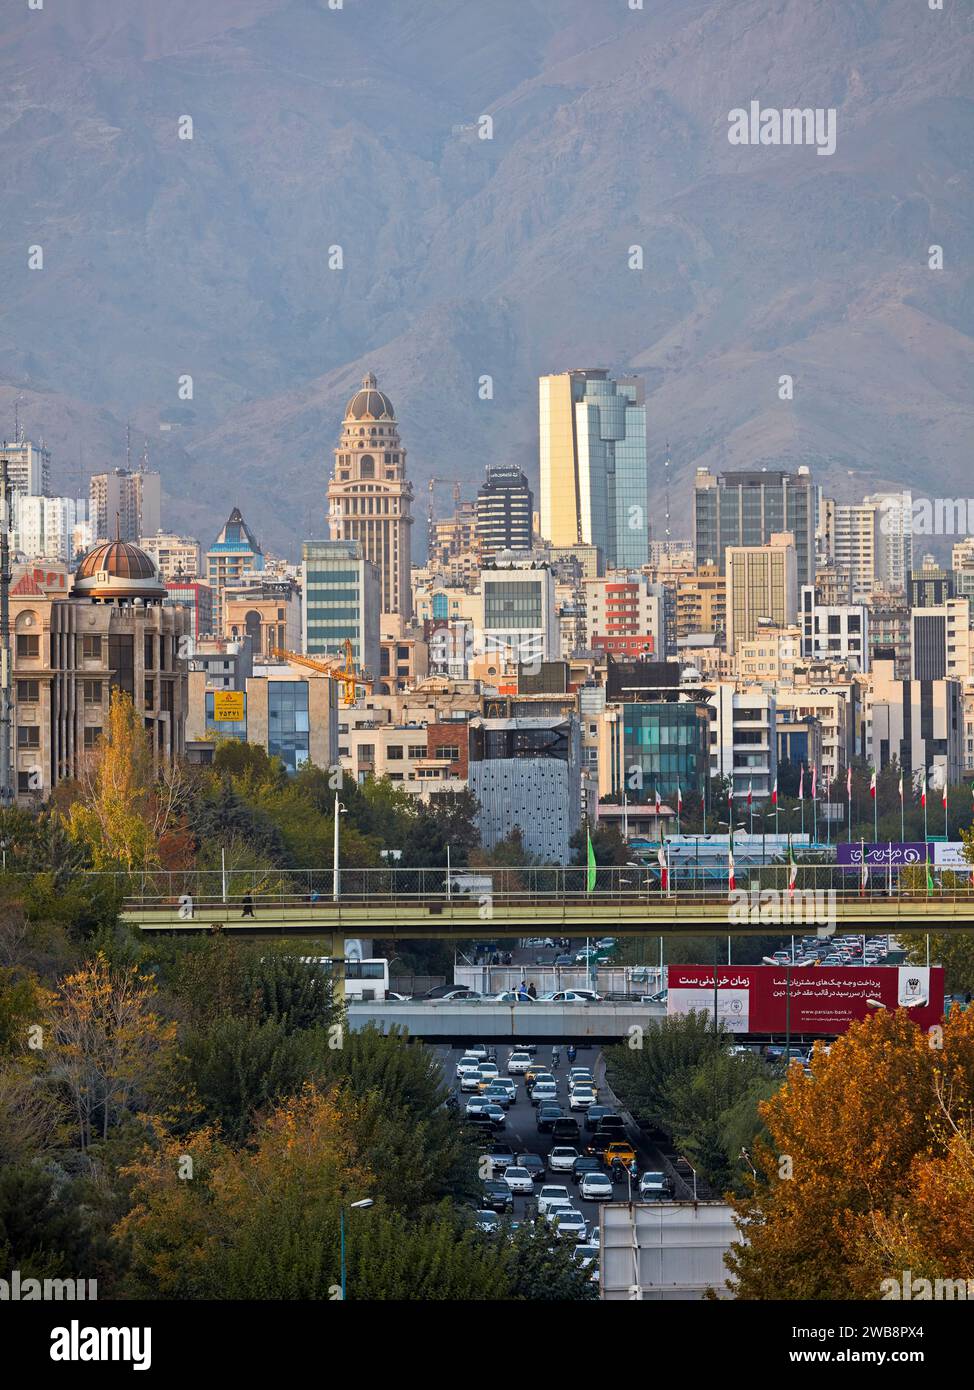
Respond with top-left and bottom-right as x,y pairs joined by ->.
568,1067 -> 594,1084
465,1096 -> 493,1117
476,1063 -> 499,1084
569,1086 -> 596,1111
547,1146 -> 580,1173
466,1044 -> 490,1061
460,1071 -> 483,1092
507,1051 -> 532,1075
503,1166 -> 534,1195
580,1171 -> 614,1201
531,1082 -> 558,1107
551,1208 -> 587,1241
456,1055 -> 482,1080
540,990 -> 601,1003
537,1184 -> 571,1215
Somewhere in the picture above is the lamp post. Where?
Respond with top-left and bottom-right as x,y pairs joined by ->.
339,1197 -> 374,1300
333,797 -> 347,902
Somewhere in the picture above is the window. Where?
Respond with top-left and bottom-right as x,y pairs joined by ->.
17,726 -> 39,748
436,745 -> 460,761
17,771 -> 35,794
16,680 -> 39,704
16,635 -> 39,659
144,679 -> 154,708
84,727 -> 102,749
408,744 -> 427,759
387,745 -> 403,760
84,680 -> 102,705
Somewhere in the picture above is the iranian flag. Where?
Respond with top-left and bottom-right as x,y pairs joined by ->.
746,780 -> 753,808
771,777 -> 778,808
655,785 -> 661,815
728,845 -> 736,893
811,765 -> 817,799
899,770 -> 904,803
657,840 -> 669,893
921,773 -> 927,809
942,779 -> 948,810
870,769 -> 876,800
676,784 -> 683,814
846,765 -> 853,800
787,838 -> 798,899
798,764 -> 804,799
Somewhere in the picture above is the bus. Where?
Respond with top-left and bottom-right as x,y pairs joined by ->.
299,957 -> 392,1001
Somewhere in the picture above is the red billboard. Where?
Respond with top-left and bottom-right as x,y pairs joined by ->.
667,964 -> 944,1035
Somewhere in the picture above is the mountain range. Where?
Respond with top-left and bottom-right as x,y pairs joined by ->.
0,0 -> 971,558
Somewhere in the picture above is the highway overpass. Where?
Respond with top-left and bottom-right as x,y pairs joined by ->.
346,999 -> 668,1042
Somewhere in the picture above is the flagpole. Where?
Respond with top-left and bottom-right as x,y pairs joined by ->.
923,770 -> 928,845
873,770 -> 877,844
899,771 -> 904,845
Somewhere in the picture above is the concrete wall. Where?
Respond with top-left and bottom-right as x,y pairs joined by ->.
347,1000 -> 666,1041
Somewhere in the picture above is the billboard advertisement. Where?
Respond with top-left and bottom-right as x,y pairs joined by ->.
667,965 -> 944,1035
836,842 -> 929,868
212,691 -> 245,721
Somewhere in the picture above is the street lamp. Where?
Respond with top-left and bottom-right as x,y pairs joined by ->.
340,1197 -> 374,1300
333,798 -> 347,902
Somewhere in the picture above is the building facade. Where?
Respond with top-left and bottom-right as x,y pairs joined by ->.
327,372 -> 414,619
90,469 -> 161,543
468,715 -> 582,864
693,466 -> 815,585
476,465 -> 533,559
301,538 -> 380,678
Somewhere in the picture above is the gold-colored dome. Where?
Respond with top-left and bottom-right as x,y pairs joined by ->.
76,540 -> 158,581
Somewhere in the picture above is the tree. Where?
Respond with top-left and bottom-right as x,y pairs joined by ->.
50,953 -> 177,1152
725,1007 -> 974,1299
502,1221 -> 598,1300
67,690 -> 186,870
116,1085 -> 506,1300
569,821 -> 629,867
604,1013 -> 725,1133
903,932 -> 974,997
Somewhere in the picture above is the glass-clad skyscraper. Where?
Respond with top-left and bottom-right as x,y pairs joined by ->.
540,370 -> 648,569
693,467 -> 815,585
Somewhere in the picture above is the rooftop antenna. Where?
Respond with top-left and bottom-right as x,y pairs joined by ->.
13,396 -> 23,445
126,422 -> 131,472
663,438 -> 672,554
141,436 -> 148,473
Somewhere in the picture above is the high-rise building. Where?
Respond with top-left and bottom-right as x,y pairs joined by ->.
867,490 -> 913,591
480,557 -> 560,667
583,574 -> 665,660
909,560 -> 953,609
140,532 -> 201,581
725,533 -> 799,654
89,468 -> 161,543
596,660 -> 710,801
476,464 -> 533,559
301,538 -> 380,678
869,654 -> 963,789
799,585 -> 869,671
676,565 -> 727,643
225,576 -> 302,660
693,466 -> 815,585
0,438 -> 50,497
13,496 -> 88,563
206,507 -> 263,630
539,370 -> 648,569
910,598 -> 972,681
327,372 -> 414,619
833,503 -> 879,603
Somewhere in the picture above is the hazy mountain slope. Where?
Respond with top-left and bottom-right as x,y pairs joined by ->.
0,0 -> 971,555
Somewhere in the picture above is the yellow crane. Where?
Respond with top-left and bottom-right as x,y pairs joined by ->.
271,641 -> 370,707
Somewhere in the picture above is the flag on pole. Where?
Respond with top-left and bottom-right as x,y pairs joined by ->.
942,779 -> 948,809
925,858 -> 935,896
586,826 -> 597,893
747,780 -> 752,808
676,783 -> 683,814
921,773 -> 927,809
846,765 -> 852,800
728,844 -> 736,893
811,766 -> 817,799
787,837 -> 797,899
859,839 -> 868,896
899,770 -> 904,802
771,777 -> 778,808
657,840 -> 669,893
870,770 -> 876,800
798,764 -> 804,799
654,785 -> 661,815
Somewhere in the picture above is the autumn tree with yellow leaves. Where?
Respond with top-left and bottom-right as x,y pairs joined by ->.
726,1007 -> 974,1299
67,689 -> 187,870
50,952 -> 177,1152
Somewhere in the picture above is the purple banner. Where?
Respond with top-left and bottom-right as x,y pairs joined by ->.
836,842 -> 930,867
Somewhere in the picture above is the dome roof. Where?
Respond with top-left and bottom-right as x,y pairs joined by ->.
344,371 -> 395,421
76,540 -> 158,581
73,540 -> 166,601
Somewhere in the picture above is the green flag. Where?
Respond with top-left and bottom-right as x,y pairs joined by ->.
926,860 -> 935,896
586,826 -> 597,892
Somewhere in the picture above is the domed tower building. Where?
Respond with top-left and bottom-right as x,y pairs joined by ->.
327,372 -> 414,621
8,535 -> 189,802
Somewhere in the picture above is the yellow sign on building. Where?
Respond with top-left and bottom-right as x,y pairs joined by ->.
212,691 -> 245,722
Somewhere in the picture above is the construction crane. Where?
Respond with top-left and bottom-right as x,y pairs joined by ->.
427,476 -> 462,556
271,641 -> 371,707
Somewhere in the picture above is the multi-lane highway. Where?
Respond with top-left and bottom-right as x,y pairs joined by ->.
435,1041 -> 669,1239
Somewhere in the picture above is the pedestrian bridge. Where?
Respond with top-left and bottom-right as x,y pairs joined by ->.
346,999 -> 668,1042
119,894 -> 974,937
